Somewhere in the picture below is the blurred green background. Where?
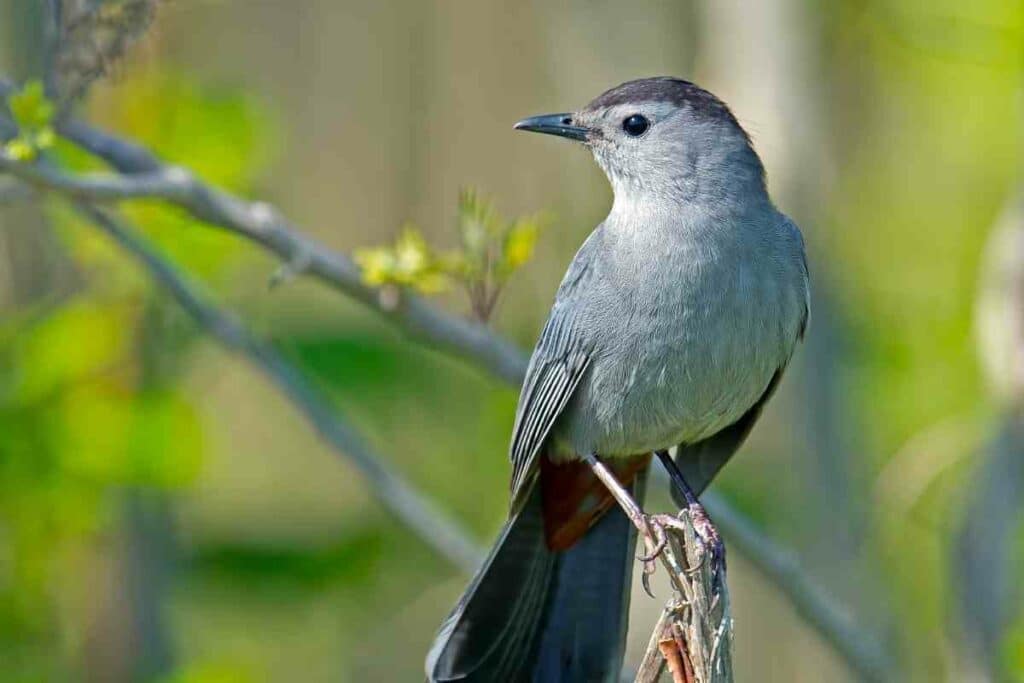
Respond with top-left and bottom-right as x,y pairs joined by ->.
0,1 -> 1022,681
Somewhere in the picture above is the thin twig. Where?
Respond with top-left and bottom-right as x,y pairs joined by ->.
659,635 -> 689,683
632,511 -> 733,683
636,605 -> 674,682
71,201 -> 485,574
0,86 -> 893,678
0,150 -> 527,386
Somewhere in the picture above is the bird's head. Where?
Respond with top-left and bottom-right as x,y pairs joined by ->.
514,77 -> 766,207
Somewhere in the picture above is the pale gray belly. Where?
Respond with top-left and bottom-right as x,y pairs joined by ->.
550,269 -> 797,459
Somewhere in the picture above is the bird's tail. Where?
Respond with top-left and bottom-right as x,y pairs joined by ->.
425,471 -> 646,682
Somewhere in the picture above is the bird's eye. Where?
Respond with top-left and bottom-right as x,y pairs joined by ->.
622,114 -> 649,137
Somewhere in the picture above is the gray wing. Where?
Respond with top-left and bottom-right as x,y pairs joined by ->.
508,237 -> 600,509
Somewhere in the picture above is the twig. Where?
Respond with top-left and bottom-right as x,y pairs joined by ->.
630,513 -> 734,683
671,508 -> 734,682
0,89 -> 893,678
71,201 -> 485,574
0,149 -> 527,386
636,605 -> 674,682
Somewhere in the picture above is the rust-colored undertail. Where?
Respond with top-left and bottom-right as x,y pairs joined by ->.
540,452 -> 652,551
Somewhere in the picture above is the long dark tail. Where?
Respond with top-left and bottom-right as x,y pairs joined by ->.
425,473 -> 645,682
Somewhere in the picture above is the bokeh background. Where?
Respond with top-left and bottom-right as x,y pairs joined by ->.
0,1 -> 1022,681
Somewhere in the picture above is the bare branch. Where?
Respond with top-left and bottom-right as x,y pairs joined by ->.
636,605 -> 674,682
0,149 -> 527,386
59,116 -> 163,174
668,511 -> 734,683
586,456 -> 733,682
630,518 -> 734,683
71,201 -> 485,574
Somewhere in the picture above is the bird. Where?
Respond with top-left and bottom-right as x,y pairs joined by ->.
426,77 -> 809,683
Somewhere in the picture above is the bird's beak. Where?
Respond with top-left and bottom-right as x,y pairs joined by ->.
513,113 -> 590,142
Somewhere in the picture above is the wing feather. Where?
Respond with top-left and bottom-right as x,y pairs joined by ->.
508,342 -> 590,508
507,231 -> 601,509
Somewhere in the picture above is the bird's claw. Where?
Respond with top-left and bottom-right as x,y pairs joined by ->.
638,516 -> 669,562
637,513 -> 691,597
641,562 -> 656,598
637,514 -> 667,597
688,502 -> 727,590
636,509 -> 727,595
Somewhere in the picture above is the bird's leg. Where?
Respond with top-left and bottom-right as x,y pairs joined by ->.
583,453 -> 666,597
582,453 -> 648,527
654,450 -> 726,587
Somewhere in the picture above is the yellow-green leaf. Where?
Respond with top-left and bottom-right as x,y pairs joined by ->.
393,227 -> 431,280
34,128 -> 55,149
353,246 -> 398,286
502,219 -> 540,272
4,137 -> 36,161
8,81 -> 54,130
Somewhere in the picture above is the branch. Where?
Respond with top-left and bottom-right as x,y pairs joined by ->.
71,201 -> 485,574
0,151 -> 527,386
0,92 -> 892,677
587,457 -> 733,682
636,513 -> 734,683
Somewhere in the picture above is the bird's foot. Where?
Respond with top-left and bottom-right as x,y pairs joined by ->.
638,513 -> 688,560
687,502 -> 727,591
652,450 -> 727,589
636,508 -> 726,595
637,513 -> 688,597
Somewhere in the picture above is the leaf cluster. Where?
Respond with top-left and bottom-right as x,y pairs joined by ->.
354,189 -> 545,322
3,81 -> 56,161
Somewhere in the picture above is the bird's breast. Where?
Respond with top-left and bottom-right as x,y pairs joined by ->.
551,217 -> 804,459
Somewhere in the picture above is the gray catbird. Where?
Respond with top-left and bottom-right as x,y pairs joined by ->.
426,77 -> 809,682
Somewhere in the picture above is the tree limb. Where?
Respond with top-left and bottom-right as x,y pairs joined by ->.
71,201 -> 485,574
0,150 -> 527,386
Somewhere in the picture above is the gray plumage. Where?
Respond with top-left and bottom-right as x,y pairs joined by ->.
427,77 -> 809,682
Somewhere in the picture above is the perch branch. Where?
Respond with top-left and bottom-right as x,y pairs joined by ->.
629,512 -> 734,683
586,455 -> 733,682
71,201 -> 485,574
0,85 -> 891,677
